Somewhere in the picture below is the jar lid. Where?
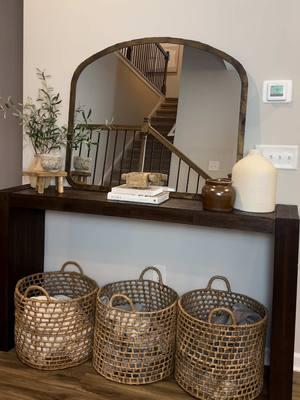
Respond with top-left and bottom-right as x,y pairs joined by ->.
206,178 -> 232,186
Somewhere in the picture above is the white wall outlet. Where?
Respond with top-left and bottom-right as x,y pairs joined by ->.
152,265 -> 167,284
208,160 -> 220,171
255,145 -> 298,170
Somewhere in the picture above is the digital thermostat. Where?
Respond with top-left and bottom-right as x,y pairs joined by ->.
263,80 -> 292,103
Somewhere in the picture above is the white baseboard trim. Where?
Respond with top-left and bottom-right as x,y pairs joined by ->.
294,353 -> 300,371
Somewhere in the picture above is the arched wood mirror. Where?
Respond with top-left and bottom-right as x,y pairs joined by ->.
66,37 -> 248,199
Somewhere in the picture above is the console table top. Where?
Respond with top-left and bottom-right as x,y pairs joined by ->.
3,184 -> 298,234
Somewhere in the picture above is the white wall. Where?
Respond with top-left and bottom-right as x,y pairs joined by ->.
24,0 -> 300,360
76,53 -> 160,125
162,44 -> 184,98
76,53 -> 117,123
173,48 -> 240,179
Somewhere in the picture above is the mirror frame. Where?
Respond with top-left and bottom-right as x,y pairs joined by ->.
66,37 -> 248,191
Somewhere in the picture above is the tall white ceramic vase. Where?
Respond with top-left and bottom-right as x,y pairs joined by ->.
232,149 -> 277,213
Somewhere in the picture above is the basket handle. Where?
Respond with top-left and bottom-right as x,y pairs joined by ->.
139,266 -> 163,284
206,276 -> 231,292
60,261 -> 83,275
108,294 -> 136,311
208,307 -> 237,326
24,285 -> 51,301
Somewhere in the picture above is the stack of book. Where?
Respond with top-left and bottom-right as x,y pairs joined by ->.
107,185 -> 174,205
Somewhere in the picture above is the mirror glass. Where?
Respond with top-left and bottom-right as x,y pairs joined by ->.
67,39 -> 246,196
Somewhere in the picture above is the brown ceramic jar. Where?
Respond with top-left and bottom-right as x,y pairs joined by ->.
202,178 -> 235,212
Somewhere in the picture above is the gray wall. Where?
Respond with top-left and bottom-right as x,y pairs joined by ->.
0,0 -> 23,189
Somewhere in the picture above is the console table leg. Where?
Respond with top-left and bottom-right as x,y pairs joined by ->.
57,176 -> 64,193
269,205 -> 299,400
0,192 -> 45,350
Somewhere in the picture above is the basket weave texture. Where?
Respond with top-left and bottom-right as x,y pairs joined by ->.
15,261 -> 98,370
93,266 -> 178,384
175,276 -> 268,400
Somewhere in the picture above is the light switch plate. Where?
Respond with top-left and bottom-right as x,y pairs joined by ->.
255,145 -> 298,169
208,160 -> 220,171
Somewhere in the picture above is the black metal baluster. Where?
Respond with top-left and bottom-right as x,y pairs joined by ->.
119,130 -> 127,184
131,47 -> 135,66
156,46 -> 160,88
92,129 -> 101,184
137,46 -> 141,72
149,44 -> 154,85
196,174 -> 201,194
159,53 -> 164,91
149,137 -> 155,171
109,130 -> 119,186
143,44 -> 148,76
126,46 -> 132,61
156,51 -> 161,90
159,143 -> 164,172
145,43 -> 150,79
129,131 -> 137,171
153,46 -> 157,88
186,166 -> 191,192
143,44 -> 147,76
175,158 -> 182,191
141,44 -> 145,75
100,129 -> 110,186
156,46 -> 161,88
87,128 -> 93,158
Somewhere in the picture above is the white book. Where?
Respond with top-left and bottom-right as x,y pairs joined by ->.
107,191 -> 170,205
111,185 -> 174,197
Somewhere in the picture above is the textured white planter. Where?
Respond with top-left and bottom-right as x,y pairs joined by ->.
73,156 -> 91,172
40,153 -> 63,172
232,149 -> 277,213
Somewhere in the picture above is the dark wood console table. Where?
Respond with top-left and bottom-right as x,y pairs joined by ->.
0,185 -> 299,400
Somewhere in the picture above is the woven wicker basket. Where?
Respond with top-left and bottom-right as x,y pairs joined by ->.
175,276 -> 268,400
15,261 -> 98,370
93,266 -> 178,384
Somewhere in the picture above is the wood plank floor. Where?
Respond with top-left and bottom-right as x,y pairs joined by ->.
0,352 -> 299,399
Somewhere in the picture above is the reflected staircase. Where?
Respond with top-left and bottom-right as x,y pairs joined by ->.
111,98 -> 178,186
143,97 -> 178,174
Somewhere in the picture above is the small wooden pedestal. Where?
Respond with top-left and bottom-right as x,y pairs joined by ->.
23,171 -> 67,194
70,170 -> 91,184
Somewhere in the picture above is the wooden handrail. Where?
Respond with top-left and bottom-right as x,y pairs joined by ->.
156,43 -> 169,59
148,98 -> 165,120
143,118 -> 211,180
79,124 -> 142,131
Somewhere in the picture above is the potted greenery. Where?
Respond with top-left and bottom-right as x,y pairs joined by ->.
70,107 -> 96,172
0,69 -> 67,173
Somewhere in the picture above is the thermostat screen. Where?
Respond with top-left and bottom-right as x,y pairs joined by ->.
263,80 -> 292,103
270,85 -> 284,97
